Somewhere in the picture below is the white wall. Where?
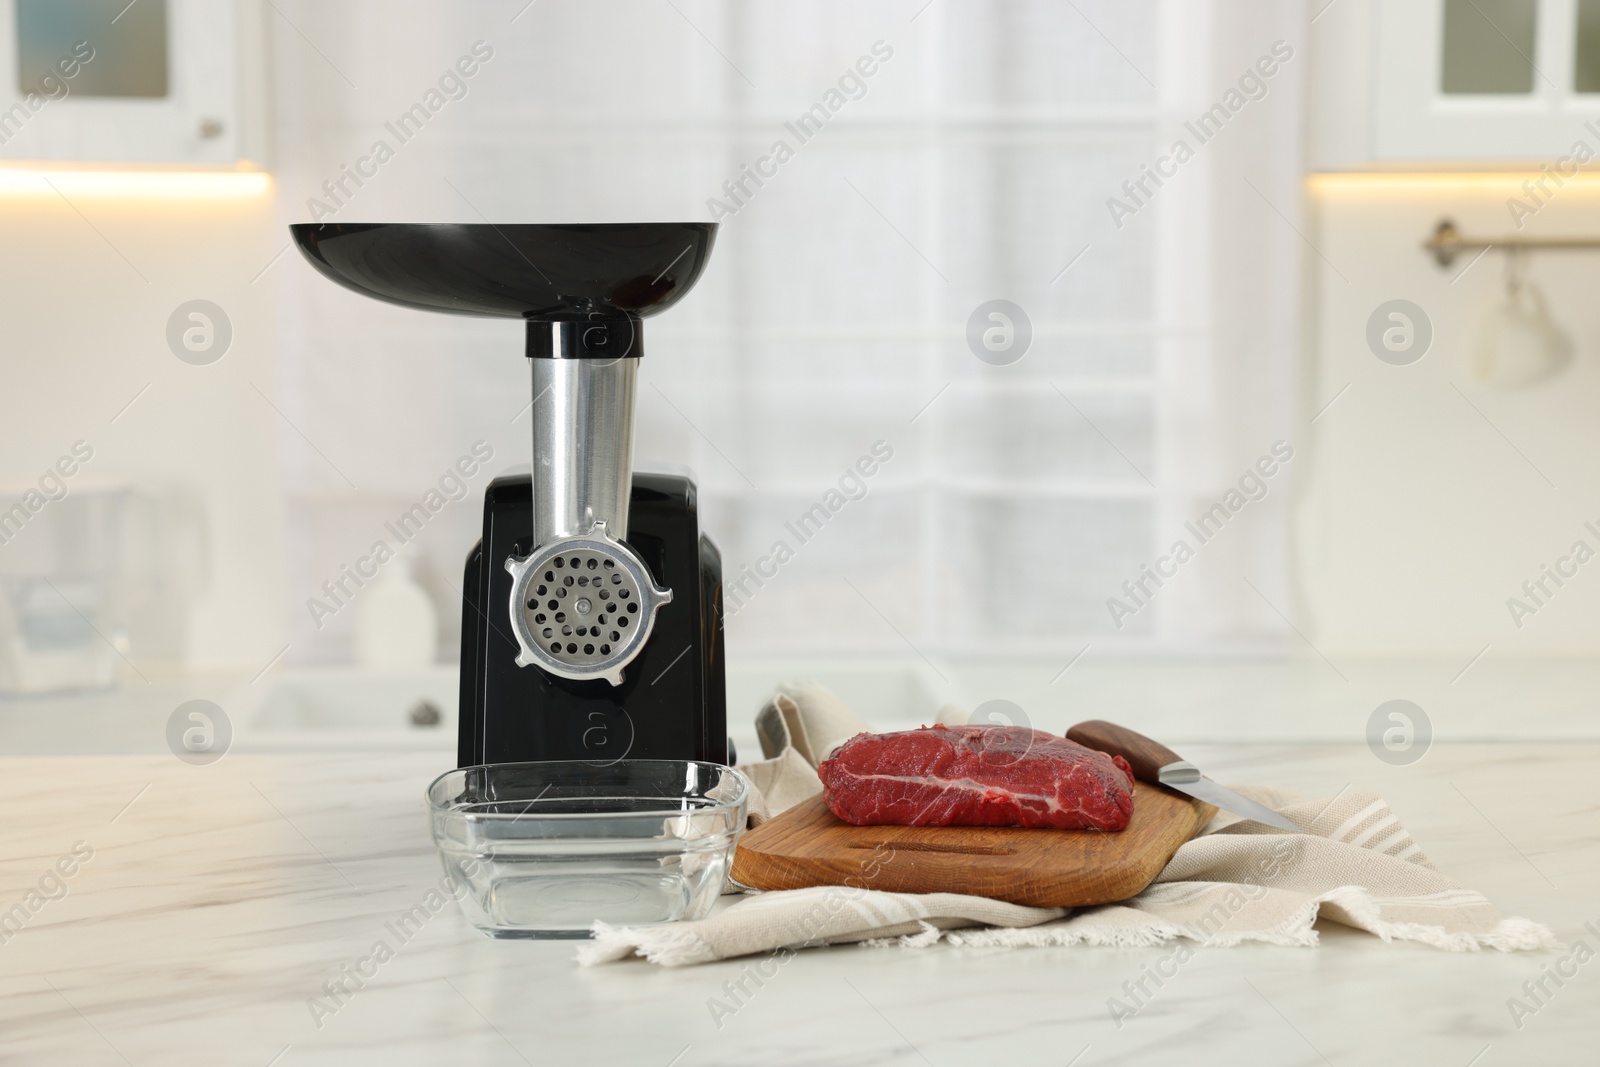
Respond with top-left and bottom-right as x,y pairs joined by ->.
1302,0 -> 1600,657
0,178 -> 287,674
1301,175 -> 1600,656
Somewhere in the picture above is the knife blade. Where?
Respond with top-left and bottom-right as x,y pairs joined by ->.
1065,719 -> 1300,832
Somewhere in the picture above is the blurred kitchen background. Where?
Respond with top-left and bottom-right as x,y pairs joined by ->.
3,0 -> 1599,752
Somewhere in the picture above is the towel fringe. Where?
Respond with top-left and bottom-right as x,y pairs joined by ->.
577,921 -> 718,967
836,887 -> 1556,955
1315,884 -> 1558,953
936,904 -> 1324,950
862,919 -> 942,949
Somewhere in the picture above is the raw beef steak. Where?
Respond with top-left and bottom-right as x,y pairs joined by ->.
817,725 -> 1135,831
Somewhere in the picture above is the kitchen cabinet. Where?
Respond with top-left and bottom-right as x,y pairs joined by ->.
0,0 -> 266,165
1374,0 -> 1600,160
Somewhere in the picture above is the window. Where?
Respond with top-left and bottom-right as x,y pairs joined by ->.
274,1 -> 1301,664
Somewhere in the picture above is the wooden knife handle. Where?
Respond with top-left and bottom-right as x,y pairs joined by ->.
1065,720 -> 1184,785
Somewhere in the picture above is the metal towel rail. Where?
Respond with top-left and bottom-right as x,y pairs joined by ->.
1424,217 -> 1600,268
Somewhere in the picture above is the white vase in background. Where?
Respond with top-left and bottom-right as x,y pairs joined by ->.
352,556 -> 438,668
1471,272 -> 1571,390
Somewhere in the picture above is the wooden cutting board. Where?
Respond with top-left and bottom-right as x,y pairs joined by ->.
730,782 -> 1214,908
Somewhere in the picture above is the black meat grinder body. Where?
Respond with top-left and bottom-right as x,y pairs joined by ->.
458,470 -> 726,766
290,222 -> 728,769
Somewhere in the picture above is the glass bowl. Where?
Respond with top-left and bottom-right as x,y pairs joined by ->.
426,759 -> 749,939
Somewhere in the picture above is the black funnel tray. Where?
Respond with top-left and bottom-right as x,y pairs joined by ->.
290,223 -> 716,320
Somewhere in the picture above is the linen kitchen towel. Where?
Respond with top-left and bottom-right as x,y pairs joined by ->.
732,683 -> 872,827
579,689 -> 1555,967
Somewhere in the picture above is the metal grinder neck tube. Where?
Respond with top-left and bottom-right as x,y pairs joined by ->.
530,355 -> 637,547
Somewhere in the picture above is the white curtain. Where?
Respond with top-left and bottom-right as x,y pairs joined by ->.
268,0 -> 1303,664
1152,0 -> 1305,648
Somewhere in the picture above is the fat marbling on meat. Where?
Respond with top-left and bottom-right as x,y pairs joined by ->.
817,724 -> 1136,831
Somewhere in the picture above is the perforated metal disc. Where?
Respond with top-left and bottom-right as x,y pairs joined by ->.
504,527 -> 671,686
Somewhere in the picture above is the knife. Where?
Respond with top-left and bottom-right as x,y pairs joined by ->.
1065,719 -> 1300,832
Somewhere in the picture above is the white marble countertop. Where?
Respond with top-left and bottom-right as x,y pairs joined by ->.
1,744 -> 1596,1066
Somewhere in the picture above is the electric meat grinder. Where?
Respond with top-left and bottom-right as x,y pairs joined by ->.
291,223 -> 727,768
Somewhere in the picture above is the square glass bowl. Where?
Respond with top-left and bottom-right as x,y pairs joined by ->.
426,759 -> 749,939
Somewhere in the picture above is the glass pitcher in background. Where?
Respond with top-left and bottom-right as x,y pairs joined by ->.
0,484 -> 202,695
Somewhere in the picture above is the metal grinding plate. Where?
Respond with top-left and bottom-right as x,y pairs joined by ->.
504,523 -> 672,686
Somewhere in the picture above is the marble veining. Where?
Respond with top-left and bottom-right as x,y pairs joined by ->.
0,746 -> 1595,1066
